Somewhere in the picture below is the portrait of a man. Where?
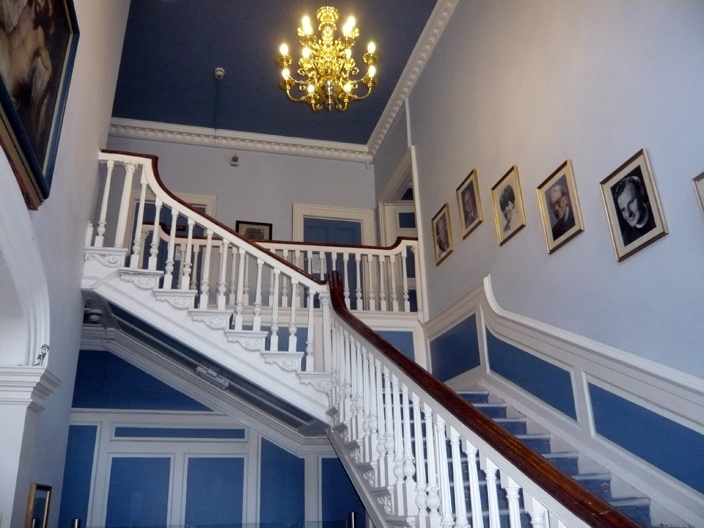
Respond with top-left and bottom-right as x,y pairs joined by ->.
600,149 -> 667,261
456,169 -> 482,239
431,203 -> 453,264
461,185 -> 478,229
547,177 -> 575,241
612,168 -> 656,246
537,160 -> 584,253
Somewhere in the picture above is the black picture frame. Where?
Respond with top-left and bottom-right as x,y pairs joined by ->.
0,0 -> 80,209
236,220 -> 273,241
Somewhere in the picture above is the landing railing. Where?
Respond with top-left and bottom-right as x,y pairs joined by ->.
87,151 -> 640,528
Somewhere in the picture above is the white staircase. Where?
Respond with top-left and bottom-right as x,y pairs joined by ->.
81,150 -> 650,528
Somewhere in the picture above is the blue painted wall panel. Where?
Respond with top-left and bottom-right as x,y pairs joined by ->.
378,330 -> 414,360
106,457 -> 171,527
58,425 -> 97,528
73,350 -> 210,411
589,384 -> 704,493
303,218 -> 362,245
321,458 -> 365,528
430,315 -> 480,381
259,439 -> 305,525
185,457 -> 244,526
114,427 -> 245,439
487,331 -> 576,420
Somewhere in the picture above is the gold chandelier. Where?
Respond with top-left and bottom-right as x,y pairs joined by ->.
276,5 -> 378,112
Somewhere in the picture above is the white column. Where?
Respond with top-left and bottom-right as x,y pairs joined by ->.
94,159 -> 114,247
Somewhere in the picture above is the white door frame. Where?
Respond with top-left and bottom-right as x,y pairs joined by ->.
292,203 -> 376,245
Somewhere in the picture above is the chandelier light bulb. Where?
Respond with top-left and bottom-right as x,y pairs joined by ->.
303,47 -> 311,59
280,43 -> 288,56
302,16 -> 312,34
282,68 -> 290,79
344,82 -> 352,93
307,84 -> 315,94
345,48 -> 351,59
367,42 -> 375,54
347,16 -> 355,29
342,24 -> 350,37
368,65 -> 376,78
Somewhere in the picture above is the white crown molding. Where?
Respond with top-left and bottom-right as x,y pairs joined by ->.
109,118 -> 372,163
366,0 -> 459,156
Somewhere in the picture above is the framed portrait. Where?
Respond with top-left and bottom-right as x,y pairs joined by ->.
600,149 -> 667,261
431,203 -> 453,265
456,169 -> 483,238
236,220 -> 272,241
0,0 -> 80,210
693,171 -> 704,218
25,483 -> 51,528
537,160 -> 584,253
491,166 -> 526,245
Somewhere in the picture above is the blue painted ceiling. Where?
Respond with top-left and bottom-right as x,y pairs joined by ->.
112,0 -> 437,145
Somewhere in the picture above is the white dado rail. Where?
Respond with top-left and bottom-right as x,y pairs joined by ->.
84,151 -> 639,528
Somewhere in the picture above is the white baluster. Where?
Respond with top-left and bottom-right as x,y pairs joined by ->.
288,278 -> 298,351
199,230 -> 213,308
216,240 -> 229,310
360,347 -> 371,458
129,171 -> 148,268
523,492 -> 548,528
424,404 -> 442,528
84,222 -> 93,246
228,245 -> 237,306
163,211 -> 178,289
354,253 -> 362,309
481,455 -> 501,528
305,289 -> 314,371
190,246 -> 200,291
343,252 -> 351,309
320,291 -> 332,372
267,267 -> 275,307
234,247 -> 246,330
435,415 -> 453,528
269,269 -> 280,352
375,359 -> 388,487
243,254 -> 250,306
390,253 -> 399,312
402,384 -> 419,516
281,258 -> 290,308
253,258 -> 264,331
367,255 -> 376,311
148,198 -> 162,271
412,394 -> 428,519
350,340 -> 361,441
379,256 -> 387,311
114,161 -> 136,249
402,246 -> 411,312
500,473 -> 522,528
462,439 -> 485,528
383,367 -> 396,490
320,251 -> 327,279
294,250 -> 302,306
343,332 -> 353,430
94,159 -> 114,247
450,427 -> 469,528
180,219 -> 195,291
392,375 -> 405,514
367,351 -> 378,466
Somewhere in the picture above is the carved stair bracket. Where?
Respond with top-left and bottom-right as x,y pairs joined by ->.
362,468 -> 376,486
190,309 -> 232,330
84,248 -> 128,268
154,289 -> 196,310
376,494 -> 393,515
119,269 -> 163,290
224,331 -> 267,352
261,351 -> 304,372
298,372 -> 333,394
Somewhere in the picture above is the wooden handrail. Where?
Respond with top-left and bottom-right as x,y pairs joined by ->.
328,270 -> 644,528
102,149 -> 324,286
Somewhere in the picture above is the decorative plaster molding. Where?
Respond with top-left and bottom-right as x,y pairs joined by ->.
119,269 -> 163,290
190,309 -> 232,330
84,248 -> 128,268
224,331 -> 266,352
298,372 -> 333,394
367,0 -> 458,156
154,289 -> 195,310
0,366 -> 61,411
261,351 -> 303,372
109,118 -> 372,163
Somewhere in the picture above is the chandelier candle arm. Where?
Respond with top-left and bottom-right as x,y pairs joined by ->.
276,5 -> 378,112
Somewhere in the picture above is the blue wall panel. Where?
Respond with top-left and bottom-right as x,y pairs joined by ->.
378,330 -> 415,360
73,350 -> 210,411
185,457 -> 244,526
114,427 -> 245,439
487,331 -> 576,420
106,457 -> 171,527
589,383 -> 704,493
430,315 -> 480,381
58,425 -> 97,528
259,439 -> 305,526
321,458 -> 365,528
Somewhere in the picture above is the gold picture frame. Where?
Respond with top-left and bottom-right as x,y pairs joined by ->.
431,203 -> 453,265
537,160 -> 584,253
25,483 -> 51,528
600,149 -> 667,262
491,166 -> 526,245
456,169 -> 483,239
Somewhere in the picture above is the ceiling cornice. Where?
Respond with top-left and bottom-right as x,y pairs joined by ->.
366,0 -> 458,156
109,118 -> 373,163
108,0 -> 457,164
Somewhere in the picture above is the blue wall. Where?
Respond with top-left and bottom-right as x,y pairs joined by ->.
259,439 -> 305,526
430,314 -> 480,381
73,350 -> 210,410
589,384 -> 704,493
378,330 -> 415,360
185,457 -> 244,526
106,457 -> 171,527
321,458 -> 365,528
486,330 -> 576,420
58,425 -> 97,528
